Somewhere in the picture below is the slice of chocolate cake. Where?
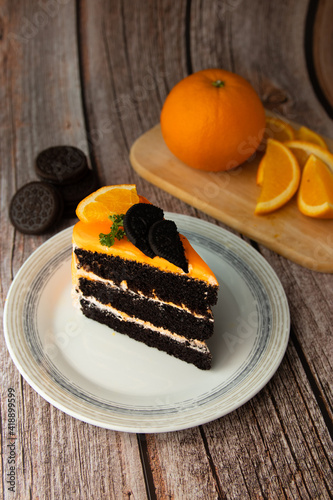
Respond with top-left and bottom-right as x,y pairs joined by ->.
72,185 -> 219,370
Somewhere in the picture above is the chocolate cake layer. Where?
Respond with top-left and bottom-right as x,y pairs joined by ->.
77,277 -> 214,341
74,248 -> 218,314
79,298 -> 212,370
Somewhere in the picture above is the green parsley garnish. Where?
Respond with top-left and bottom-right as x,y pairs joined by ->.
99,214 -> 126,247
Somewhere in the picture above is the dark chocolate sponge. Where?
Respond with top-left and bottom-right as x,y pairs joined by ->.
148,219 -> 188,273
75,248 -> 218,312
9,181 -> 64,234
35,146 -> 88,185
123,203 -> 164,258
80,299 -> 212,370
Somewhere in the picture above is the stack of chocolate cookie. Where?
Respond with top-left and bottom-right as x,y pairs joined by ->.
9,146 -> 99,235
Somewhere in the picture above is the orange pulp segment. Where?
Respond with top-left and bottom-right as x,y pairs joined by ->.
255,138 -> 301,215
296,125 -> 328,149
76,184 -> 140,222
297,155 -> 333,218
284,140 -> 333,170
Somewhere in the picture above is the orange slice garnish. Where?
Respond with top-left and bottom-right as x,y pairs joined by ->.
296,126 -> 328,150
76,184 -> 140,223
297,155 -> 333,219
255,139 -> 301,215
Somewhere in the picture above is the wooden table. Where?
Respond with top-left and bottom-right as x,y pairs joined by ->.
1,1 -> 332,498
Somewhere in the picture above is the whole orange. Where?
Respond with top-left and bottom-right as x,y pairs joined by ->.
160,68 -> 266,172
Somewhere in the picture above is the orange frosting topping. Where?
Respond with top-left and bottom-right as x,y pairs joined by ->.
72,220 -> 218,285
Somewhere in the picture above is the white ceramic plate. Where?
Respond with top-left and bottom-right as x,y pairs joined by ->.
4,214 -> 289,433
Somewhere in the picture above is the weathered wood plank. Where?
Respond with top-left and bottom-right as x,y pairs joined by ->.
190,0 -> 332,134
18,387 -> 147,499
146,428 -> 220,499
78,0 -> 190,189
0,2 -> 148,499
203,341 -> 333,499
185,2 -> 333,497
312,0 -> 333,112
1,0 -> 333,499
256,247 -> 333,415
78,0 -> 333,498
78,3 -> 225,497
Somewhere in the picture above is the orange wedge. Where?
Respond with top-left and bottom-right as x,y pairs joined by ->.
297,155 -> 333,218
255,138 -> 301,215
257,119 -> 296,184
284,140 -> 333,170
76,184 -> 140,222
263,116 -> 295,143
296,125 -> 328,149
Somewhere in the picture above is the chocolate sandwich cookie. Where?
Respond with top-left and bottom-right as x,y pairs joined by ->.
9,181 -> 64,234
149,219 -> 189,273
123,203 -> 164,258
35,146 -> 88,185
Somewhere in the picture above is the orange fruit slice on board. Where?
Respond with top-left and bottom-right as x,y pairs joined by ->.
76,184 -> 140,222
255,139 -> 301,215
297,155 -> 333,219
284,140 -> 333,170
256,132 -> 298,186
263,116 -> 295,143
160,68 -> 266,172
296,125 -> 328,149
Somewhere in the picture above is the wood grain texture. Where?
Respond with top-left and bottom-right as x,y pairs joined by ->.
146,428 -> 221,499
312,0 -> 333,111
1,0 -> 332,499
203,342 -> 333,499
189,0 -> 333,134
78,1 -> 333,499
0,2 -> 147,499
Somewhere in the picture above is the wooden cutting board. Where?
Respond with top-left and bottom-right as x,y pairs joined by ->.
129,123 -> 333,273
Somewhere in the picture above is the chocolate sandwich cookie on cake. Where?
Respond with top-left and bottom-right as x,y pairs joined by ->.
72,184 -> 219,370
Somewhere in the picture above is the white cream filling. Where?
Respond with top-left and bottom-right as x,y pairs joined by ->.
74,288 -> 210,354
